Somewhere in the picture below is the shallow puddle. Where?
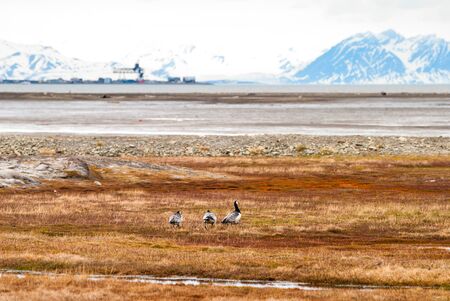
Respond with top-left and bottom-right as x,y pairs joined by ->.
0,269 -> 435,290
0,270 -> 320,290
417,246 -> 450,252
89,274 -> 322,290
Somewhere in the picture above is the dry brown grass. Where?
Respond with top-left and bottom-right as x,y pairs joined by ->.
0,155 -> 449,299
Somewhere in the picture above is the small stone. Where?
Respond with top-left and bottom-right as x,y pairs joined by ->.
35,163 -> 50,171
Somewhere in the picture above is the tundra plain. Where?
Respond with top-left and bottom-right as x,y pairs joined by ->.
0,154 -> 449,300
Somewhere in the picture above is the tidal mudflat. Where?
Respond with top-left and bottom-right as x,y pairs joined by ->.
0,93 -> 449,136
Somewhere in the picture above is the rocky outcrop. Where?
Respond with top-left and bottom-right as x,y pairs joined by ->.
0,157 -> 91,188
0,155 -> 233,188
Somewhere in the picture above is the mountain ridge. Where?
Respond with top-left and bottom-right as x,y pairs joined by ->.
292,30 -> 450,84
0,30 -> 449,84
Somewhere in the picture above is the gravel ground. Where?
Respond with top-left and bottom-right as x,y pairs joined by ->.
0,134 -> 448,157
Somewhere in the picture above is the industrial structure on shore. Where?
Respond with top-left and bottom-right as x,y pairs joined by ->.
0,62 -> 197,85
113,63 -> 145,83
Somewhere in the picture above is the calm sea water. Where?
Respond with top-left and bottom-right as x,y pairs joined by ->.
1,83 -> 450,94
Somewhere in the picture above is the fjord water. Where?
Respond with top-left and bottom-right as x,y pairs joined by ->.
1,83 -> 450,93
0,97 -> 449,136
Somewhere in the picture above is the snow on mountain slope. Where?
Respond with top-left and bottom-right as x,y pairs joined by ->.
0,40 -> 117,80
407,35 -> 449,73
0,39 -> 302,83
121,45 -> 303,83
294,32 -> 406,83
292,30 -> 450,84
123,45 -> 228,80
1,31 -> 449,84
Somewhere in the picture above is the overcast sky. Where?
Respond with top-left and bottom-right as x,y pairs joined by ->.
1,0 -> 449,62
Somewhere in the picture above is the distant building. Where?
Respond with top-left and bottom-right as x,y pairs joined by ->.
70,78 -> 83,84
47,78 -> 66,84
117,79 -> 138,84
167,76 -> 181,83
182,76 -> 196,84
114,62 -> 144,82
98,77 -> 112,84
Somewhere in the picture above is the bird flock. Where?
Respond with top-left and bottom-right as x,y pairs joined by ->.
169,200 -> 241,228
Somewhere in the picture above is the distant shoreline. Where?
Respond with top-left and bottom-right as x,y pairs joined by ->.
1,83 -> 450,95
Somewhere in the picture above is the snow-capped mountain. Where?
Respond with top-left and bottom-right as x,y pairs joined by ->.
121,45 -> 302,83
293,30 -> 450,84
0,40 -> 118,80
0,39 -> 301,83
0,30 -> 449,84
